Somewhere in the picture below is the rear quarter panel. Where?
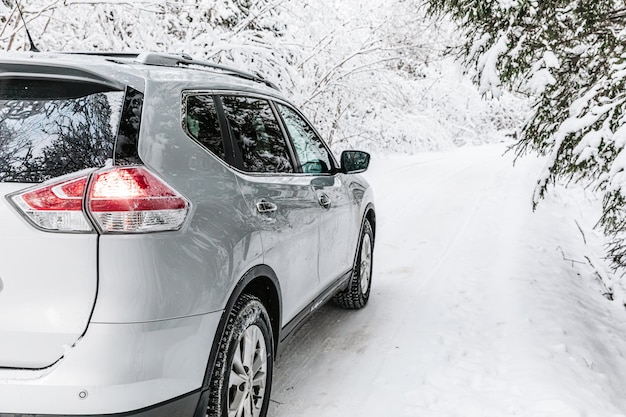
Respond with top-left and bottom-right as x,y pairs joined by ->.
92,80 -> 263,323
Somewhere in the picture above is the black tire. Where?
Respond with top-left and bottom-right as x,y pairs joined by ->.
207,294 -> 273,417
333,219 -> 374,309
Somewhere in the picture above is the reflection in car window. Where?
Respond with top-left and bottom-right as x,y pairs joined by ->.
184,95 -> 225,161
115,87 -> 144,165
277,103 -> 333,174
221,96 -> 294,174
0,91 -> 124,183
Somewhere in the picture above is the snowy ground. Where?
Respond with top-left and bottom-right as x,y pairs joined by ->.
268,143 -> 626,417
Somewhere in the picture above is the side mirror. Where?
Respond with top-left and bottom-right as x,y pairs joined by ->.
340,150 -> 370,174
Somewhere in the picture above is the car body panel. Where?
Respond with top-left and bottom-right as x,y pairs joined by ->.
0,312 -> 219,414
0,184 -> 97,369
235,173 -> 321,325
344,173 -> 374,251
312,173 -> 357,289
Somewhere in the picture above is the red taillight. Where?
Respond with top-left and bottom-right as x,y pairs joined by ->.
22,177 -> 87,211
11,166 -> 189,233
87,166 -> 189,233
89,168 -> 187,212
12,175 -> 92,232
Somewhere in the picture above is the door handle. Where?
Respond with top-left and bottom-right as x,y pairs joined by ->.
318,193 -> 331,210
256,200 -> 278,214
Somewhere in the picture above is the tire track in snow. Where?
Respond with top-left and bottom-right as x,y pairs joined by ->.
269,145 -> 513,416
269,150 -> 498,405
402,158 -> 507,296
370,145 -> 510,288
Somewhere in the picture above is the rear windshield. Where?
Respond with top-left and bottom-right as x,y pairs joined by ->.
0,89 -> 125,183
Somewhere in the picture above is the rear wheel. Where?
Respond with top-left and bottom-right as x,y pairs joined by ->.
333,219 -> 374,309
208,294 -> 273,417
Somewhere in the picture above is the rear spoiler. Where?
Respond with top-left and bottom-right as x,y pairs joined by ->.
0,62 -> 124,100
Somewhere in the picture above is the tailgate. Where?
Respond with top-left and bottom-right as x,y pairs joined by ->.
0,184 -> 97,369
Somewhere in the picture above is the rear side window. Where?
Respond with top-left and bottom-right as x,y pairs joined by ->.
183,94 -> 226,161
115,87 -> 144,166
0,87 -> 127,183
221,96 -> 294,174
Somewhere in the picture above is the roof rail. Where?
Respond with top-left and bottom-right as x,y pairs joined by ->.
135,52 -> 280,91
63,52 -> 141,59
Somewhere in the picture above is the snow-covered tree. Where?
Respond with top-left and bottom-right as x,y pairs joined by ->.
0,1 -> 521,154
426,0 -> 626,269
0,0 -> 294,79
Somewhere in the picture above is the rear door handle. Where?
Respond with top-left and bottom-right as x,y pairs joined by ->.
256,201 -> 278,214
318,193 -> 331,210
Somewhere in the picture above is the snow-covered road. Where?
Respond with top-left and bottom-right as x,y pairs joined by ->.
268,144 -> 626,417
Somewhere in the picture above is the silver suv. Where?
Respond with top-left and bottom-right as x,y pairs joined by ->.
0,52 -> 375,417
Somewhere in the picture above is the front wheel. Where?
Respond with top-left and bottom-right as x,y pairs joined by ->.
333,219 -> 374,309
207,294 -> 273,417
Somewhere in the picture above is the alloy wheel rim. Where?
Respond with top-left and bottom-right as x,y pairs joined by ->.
360,233 -> 372,295
228,324 -> 267,417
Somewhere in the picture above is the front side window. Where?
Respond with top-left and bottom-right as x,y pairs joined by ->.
277,103 -> 333,174
183,94 -> 225,161
0,87 -> 125,183
221,96 -> 294,174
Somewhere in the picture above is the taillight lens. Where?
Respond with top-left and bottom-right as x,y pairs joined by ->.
10,166 -> 189,233
11,175 -> 93,232
87,166 -> 189,233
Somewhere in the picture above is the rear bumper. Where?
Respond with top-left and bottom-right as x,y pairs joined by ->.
0,312 -> 221,415
0,391 -> 200,417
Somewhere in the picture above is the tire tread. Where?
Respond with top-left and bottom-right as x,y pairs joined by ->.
332,219 -> 373,310
207,293 -> 272,417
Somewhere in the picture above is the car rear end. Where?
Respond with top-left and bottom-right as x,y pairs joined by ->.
0,55 -> 218,416
0,61 -> 123,373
